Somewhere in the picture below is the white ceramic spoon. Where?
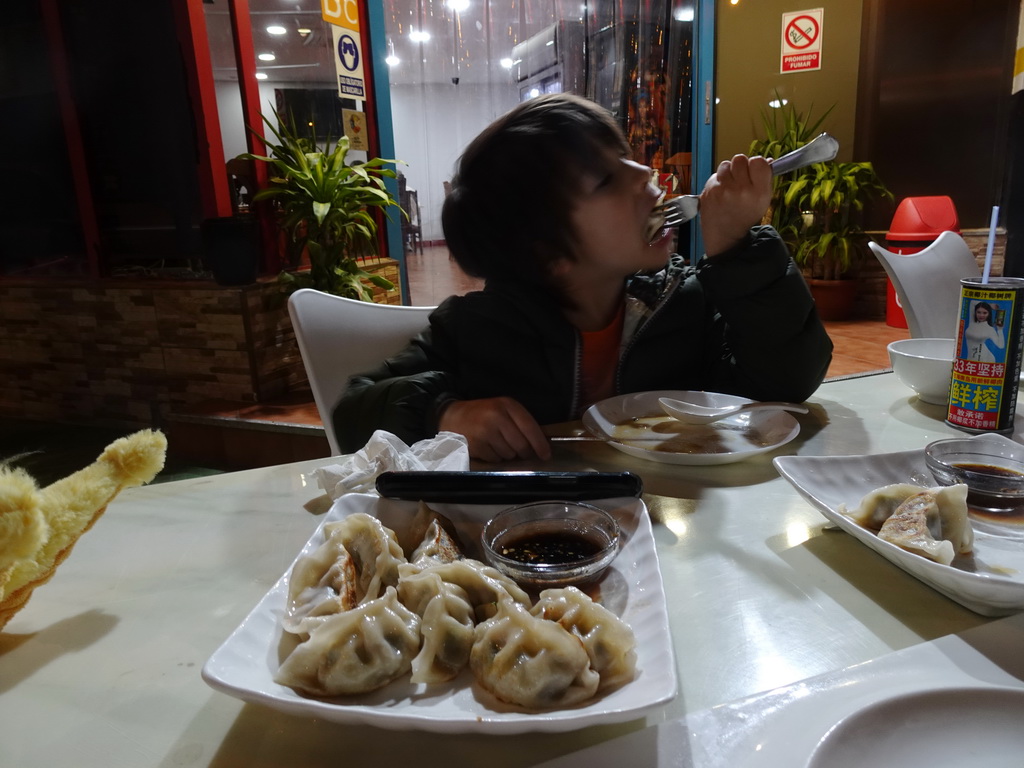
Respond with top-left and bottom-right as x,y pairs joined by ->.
658,396 -> 809,425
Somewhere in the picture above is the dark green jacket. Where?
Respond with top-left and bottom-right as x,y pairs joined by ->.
334,226 -> 833,452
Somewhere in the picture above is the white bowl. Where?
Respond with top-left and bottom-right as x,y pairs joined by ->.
887,338 -> 954,405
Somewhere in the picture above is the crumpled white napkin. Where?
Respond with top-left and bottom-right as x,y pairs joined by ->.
313,430 -> 470,500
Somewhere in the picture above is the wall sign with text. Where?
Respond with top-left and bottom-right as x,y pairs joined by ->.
781,8 -> 823,74
331,24 -> 365,99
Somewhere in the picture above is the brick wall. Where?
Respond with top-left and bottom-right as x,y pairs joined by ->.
363,259 -> 402,305
0,259 -> 401,428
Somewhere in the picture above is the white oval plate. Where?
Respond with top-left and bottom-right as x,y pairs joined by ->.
583,390 -> 801,466
202,493 -> 677,734
774,446 -> 1024,615
806,687 -> 1024,768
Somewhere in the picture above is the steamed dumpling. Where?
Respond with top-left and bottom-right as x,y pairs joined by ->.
388,502 -> 461,559
282,512 -> 406,635
878,493 -> 954,565
470,599 -> 599,710
274,586 -> 420,696
531,586 -> 637,692
322,512 -> 405,604
410,518 -> 463,565
275,509 -> 641,706
930,483 -> 974,554
877,485 -> 972,565
398,559 -> 530,621
397,556 -> 530,684
398,568 -> 475,684
840,483 -> 925,529
646,195 -> 666,242
282,531 -> 358,635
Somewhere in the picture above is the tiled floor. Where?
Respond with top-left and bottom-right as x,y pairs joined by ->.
408,243 -> 909,378
821,319 -> 909,378
0,244 -> 908,480
218,244 -> 909,429
405,242 -> 484,306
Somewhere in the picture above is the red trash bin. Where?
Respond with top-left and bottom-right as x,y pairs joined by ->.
884,196 -> 961,328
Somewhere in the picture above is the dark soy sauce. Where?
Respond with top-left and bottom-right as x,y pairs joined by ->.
500,531 -> 603,565
955,463 -> 1024,523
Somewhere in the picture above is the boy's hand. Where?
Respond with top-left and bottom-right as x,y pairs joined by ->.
439,398 -> 552,463
699,154 -> 773,258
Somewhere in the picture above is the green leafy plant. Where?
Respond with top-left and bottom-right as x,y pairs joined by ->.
750,96 -> 892,281
241,108 -> 402,300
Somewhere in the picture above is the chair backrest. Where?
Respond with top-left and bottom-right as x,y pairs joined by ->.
287,288 -> 435,455
407,189 -> 421,229
868,230 -> 980,339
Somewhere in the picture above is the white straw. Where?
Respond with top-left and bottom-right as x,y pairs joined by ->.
982,205 -> 999,283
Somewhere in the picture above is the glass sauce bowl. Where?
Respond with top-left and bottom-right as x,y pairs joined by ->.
481,501 -> 620,590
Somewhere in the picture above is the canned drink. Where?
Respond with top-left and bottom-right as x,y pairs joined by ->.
946,277 -> 1024,434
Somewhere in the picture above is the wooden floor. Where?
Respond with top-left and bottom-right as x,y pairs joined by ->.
203,244 -> 909,434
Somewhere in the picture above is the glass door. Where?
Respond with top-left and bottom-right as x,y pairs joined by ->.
378,0 -> 712,260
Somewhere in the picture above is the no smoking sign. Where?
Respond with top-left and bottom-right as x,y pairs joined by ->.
781,8 -> 823,73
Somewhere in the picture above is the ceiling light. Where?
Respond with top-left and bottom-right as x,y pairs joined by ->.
385,38 -> 400,67
266,25 -> 287,35
447,0 -> 470,11
409,30 -> 430,43
255,72 -> 268,80
258,53 -> 276,61
500,57 -> 514,68
297,27 -> 312,37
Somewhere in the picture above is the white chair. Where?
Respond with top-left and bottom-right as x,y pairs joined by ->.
868,230 -> 980,339
287,288 -> 436,455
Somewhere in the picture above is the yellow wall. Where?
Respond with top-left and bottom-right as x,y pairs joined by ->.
715,1 -> 863,164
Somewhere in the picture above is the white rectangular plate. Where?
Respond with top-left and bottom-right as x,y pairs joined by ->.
773,449 -> 1024,616
202,493 -> 678,734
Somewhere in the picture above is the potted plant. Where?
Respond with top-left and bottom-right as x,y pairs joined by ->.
750,97 -> 893,319
241,108 -> 403,301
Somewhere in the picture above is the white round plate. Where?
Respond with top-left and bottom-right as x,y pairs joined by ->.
582,390 -> 801,466
806,687 -> 1024,767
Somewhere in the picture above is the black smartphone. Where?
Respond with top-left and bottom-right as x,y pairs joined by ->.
374,470 -> 643,504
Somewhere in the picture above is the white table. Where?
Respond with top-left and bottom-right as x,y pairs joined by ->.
0,373 -> 1017,767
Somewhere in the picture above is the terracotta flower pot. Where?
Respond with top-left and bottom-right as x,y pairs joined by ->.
808,278 -> 859,321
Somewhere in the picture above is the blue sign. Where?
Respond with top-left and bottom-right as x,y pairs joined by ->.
338,33 -> 359,72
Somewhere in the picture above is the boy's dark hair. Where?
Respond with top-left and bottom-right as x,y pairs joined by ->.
441,94 -> 629,289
